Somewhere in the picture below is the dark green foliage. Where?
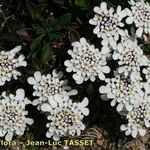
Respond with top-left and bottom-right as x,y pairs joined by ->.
75,0 -> 88,10
27,0 -> 71,62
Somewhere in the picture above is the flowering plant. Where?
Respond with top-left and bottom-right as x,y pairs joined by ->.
41,96 -> 89,141
0,89 -> 33,141
27,70 -> 78,109
0,0 -> 150,148
0,46 -> 27,86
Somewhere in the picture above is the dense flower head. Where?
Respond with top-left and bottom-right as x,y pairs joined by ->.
27,70 -> 78,107
41,96 -> 89,141
113,38 -> 148,76
120,83 -> 150,138
64,37 -> 110,84
126,0 -> 150,37
0,46 -> 27,86
99,72 -> 142,112
89,2 -> 128,47
0,89 -> 34,141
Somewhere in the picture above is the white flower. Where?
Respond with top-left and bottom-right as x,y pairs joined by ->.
41,96 -> 89,141
64,38 -> 110,84
126,0 -> 150,37
120,83 -> 150,138
0,46 -> 27,86
112,38 -> 148,76
89,2 -> 128,49
143,65 -> 150,83
0,89 -> 34,141
27,70 -> 78,107
120,101 -> 149,138
99,72 -> 142,112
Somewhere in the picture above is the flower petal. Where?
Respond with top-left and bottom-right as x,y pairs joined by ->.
101,66 -> 110,73
48,98 -> 58,108
46,132 -> 53,138
139,128 -> 146,136
41,103 -> 52,112
120,124 -> 128,131
126,17 -> 134,24
99,86 -> 110,94
82,108 -> 89,116
5,133 -> 13,141
117,103 -> 124,112
98,72 -> 105,80
53,135 -> 60,141
80,38 -> 87,45
34,71 -> 41,82
27,77 -> 37,85
15,89 -> 25,100
11,45 -> 21,53
100,2 -> 107,10
81,97 -> 89,107
25,118 -> 34,125
131,129 -> 138,138
101,46 -> 110,54
136,27 -> 143,37
68,89 -> 78,96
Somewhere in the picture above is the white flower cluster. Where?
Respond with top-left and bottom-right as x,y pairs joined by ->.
0,46 -> 27,86
99,37 -> 149,138
99,73 -> 142,112
0,89 -> 34,141
27,70 -> 78,108
120,83 -> 150,138
126,0 -> 150,37
89,2 -> 128,48
41,96 -> 89,141
87,1 -> 150,138
113,38 -> 148,76
64,37 -> 110,84
27,70 -> 89,140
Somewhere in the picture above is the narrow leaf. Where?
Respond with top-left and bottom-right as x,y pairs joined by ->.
58,13 -> 71,27
75,0 -> 87,10
30,34 -> 44,52
41,42 -> 53,63
26,0 -> 38,20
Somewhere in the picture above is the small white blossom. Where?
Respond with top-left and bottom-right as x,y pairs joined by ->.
143,65 -> 150,83
99,72 -> 142,112
126,0 -> 150,37
0,46 -> 27,86
41,96 -> 89,141
27,70 -> 78,107
120,83 -> 150,138
64,38 -> 110,84
0,89 -> 34,141
112,38 -> 148,76
89,2 -> 128,50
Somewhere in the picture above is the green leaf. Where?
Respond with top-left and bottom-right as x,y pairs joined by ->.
41,41 -> 53,63
75,0 -> 87,10
30,34 -> 44,52
68,30 -> 80,42
26,0 -> 38,20
58,13 -> 71,26
32,24 -> 46,35
25,132 -> 34,140
35,15 -> 48,27
48,32 -> 63,41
